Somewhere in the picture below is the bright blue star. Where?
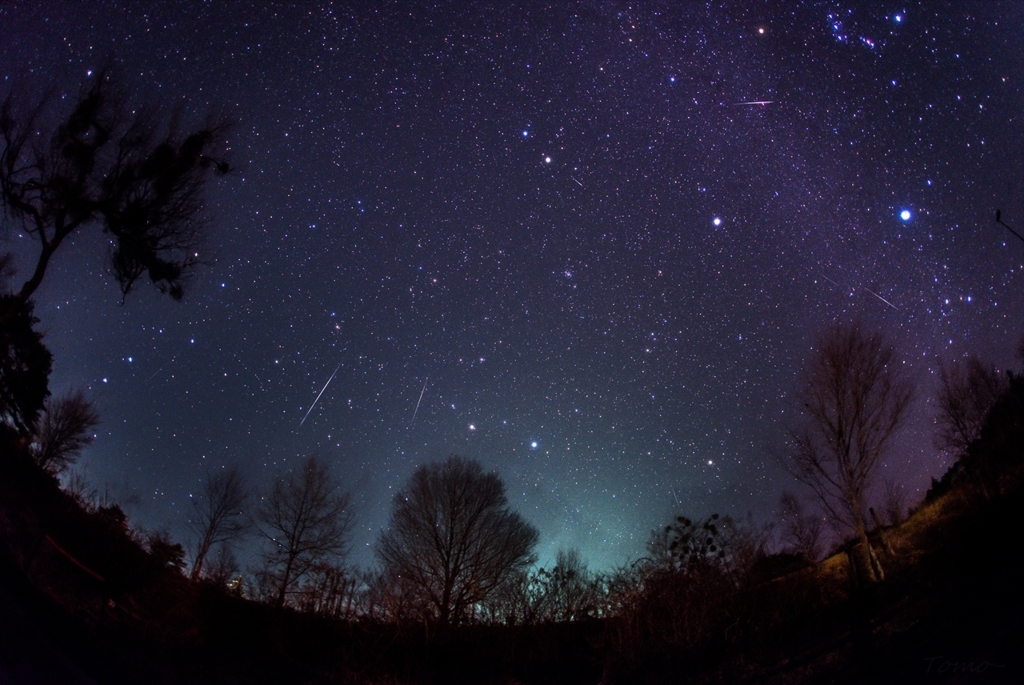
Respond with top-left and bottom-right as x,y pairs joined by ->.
521,130 -> 529,138
530,441 -> 539,449
900,209 -> 912,221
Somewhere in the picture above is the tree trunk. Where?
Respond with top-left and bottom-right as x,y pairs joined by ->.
438,585 -> 452,627
869,507 -> 895,558
276,562 -> 293,609
855,519 -> 883,584
190,536 -> 213,582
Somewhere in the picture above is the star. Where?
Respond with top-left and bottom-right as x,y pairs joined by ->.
12,0 -> 1018,581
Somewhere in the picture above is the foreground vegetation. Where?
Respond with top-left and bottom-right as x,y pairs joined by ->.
2,372 -> 1021,683
2,68 -> 1021,684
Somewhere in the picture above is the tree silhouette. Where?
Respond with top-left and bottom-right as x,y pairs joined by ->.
147,530 -> 187,573
187,465 -> 249,582
935,355 -> 1008,458
254,455 -> 354,609
778,491 -> 823,562
376,455 -> 538,627
30,389 -> 100,474
533,548 -> 602,623
0,68 -> 231,320
1,70 -> 230,446
782,323 -> 913,585
0,294 -> 51,437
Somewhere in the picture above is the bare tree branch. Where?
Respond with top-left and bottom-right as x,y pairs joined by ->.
376,455 -> 538,627
188,465 -> 249,582
780,322 -> 914,584
30,389 -> 99,474
778,491 -> 823,562
0,67 -> 231,322
935,355 -> 1008,458
254,455 -> 354,609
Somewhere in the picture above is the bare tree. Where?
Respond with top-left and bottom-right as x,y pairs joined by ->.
255,455 -> 354,609
778,491 -> 823,562
0,68 -> 231,321
296,561 -> 360,619
376,455 -> 539,627
30,389 -> 100,474
935,355 -> 1008,458
782,323 -> 914,584
188,465 -> 249,582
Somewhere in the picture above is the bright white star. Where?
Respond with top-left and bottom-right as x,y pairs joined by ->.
900,210 -> 912,221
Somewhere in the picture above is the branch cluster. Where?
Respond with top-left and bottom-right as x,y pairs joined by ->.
0,69 -> 231,307
376,455 -> 538,627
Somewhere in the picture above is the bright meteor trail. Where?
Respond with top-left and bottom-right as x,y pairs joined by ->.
408,377 -> 428,428
17,0 -> 1019,578
299,363 -> 341,427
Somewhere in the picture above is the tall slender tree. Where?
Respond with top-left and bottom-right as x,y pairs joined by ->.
782,323 -> 913,584
255,455 -> 354,609
188,465 -> 249,582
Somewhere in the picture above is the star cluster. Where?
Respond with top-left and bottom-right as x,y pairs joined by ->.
2,2 -> 1021,569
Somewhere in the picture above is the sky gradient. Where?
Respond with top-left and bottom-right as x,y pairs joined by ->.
2,1 -> 1022,570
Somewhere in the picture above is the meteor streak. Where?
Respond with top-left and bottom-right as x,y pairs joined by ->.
408,377 -> 428,428
818,272 -> 843,289
299,363 -> 341,427
734,100 -> 774,105
862,286 -> 898,310
816,269 -> 899,310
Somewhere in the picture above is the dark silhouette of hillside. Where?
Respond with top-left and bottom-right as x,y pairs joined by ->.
1,375 -> 1022,684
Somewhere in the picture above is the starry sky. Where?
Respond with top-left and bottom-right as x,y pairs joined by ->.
2,2 -> 1022,571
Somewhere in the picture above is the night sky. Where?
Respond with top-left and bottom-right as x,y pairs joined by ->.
2,2 -> 1022,571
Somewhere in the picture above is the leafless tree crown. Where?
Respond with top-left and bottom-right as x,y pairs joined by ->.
934,355 -> 1008,458
778,491 -> 823,562
376,455 -> 539,627
783,323 -> 913,583
187,465 -> 250,582
255,455 -> 354,609
30,389 -> 99,475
